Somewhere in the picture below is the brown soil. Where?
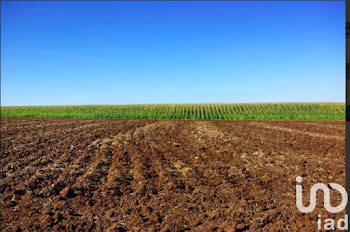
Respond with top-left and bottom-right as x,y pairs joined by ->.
0,117 -> 345,231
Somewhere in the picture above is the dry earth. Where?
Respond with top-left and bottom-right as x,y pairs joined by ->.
0,117 -> 345,231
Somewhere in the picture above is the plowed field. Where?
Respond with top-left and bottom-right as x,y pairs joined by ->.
0,117 -> 345,231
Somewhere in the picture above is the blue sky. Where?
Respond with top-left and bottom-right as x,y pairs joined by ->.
1,1 -> 345,106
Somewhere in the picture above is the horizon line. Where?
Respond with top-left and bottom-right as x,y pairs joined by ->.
1,102 -> 346,107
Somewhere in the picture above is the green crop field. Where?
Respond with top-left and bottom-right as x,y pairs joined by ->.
0,103 -> 345,120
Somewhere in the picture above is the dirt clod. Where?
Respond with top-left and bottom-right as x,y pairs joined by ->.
59,187 -> 74,199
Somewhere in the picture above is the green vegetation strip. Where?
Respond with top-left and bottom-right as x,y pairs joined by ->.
0,103 -> 345,120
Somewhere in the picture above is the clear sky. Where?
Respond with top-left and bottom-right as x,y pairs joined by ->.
1,1 -> 345,106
